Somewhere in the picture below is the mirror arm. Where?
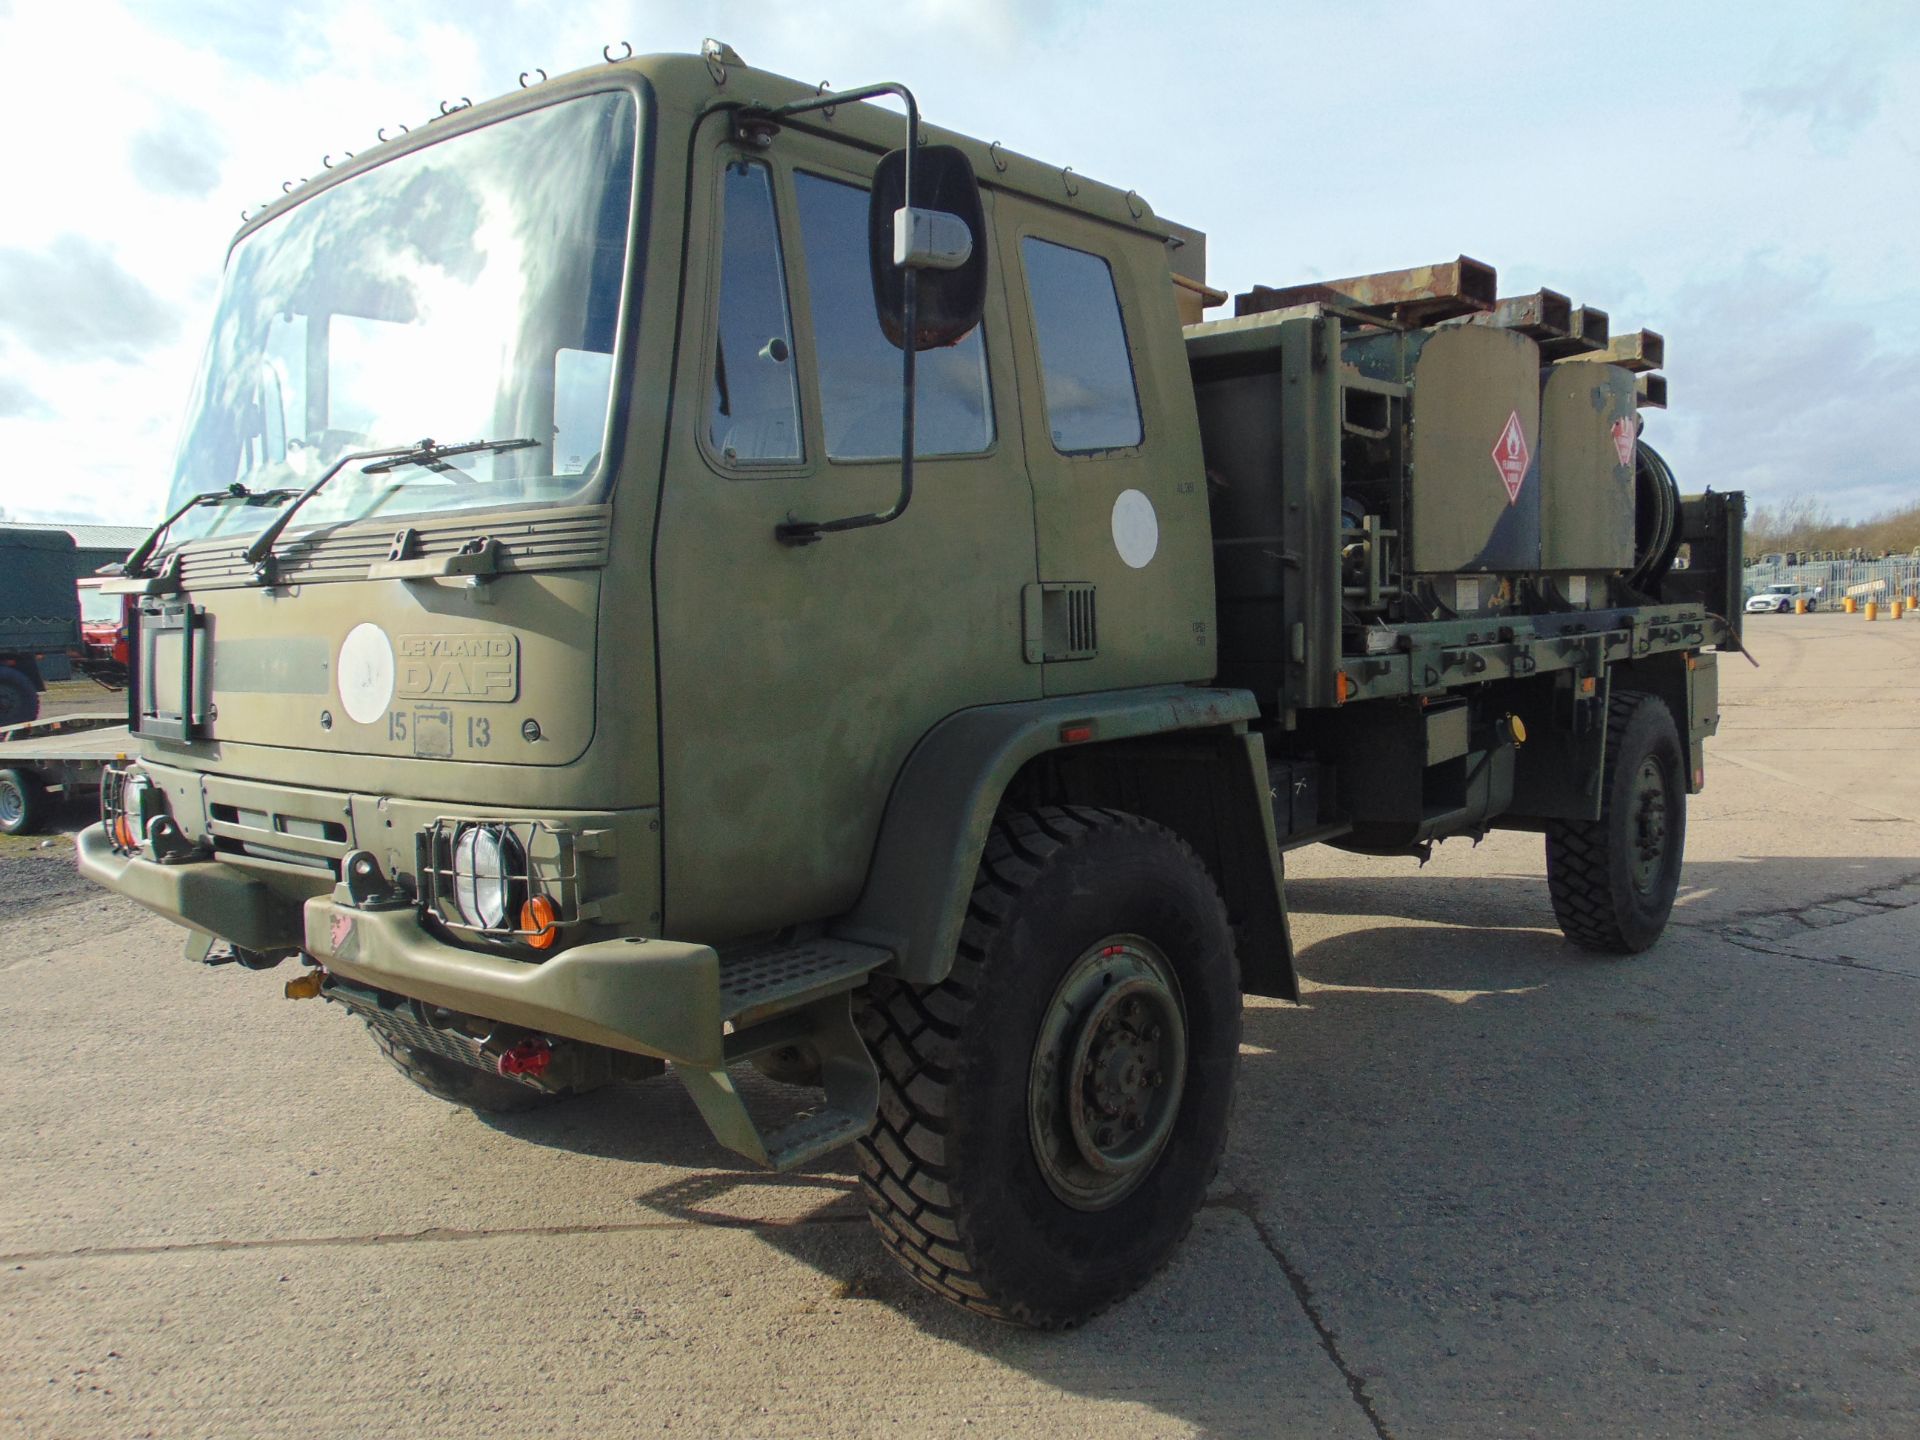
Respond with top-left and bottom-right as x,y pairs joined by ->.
770,83 -> 923,547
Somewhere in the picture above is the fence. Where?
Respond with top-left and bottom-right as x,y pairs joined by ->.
1743,555 -> 1920,606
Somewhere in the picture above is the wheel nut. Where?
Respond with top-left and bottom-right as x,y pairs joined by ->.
1097,1126 -> 1115,1147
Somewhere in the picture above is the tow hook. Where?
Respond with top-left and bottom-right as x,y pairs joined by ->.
284,967 -> 325,1000
494,1037 -> 554,1079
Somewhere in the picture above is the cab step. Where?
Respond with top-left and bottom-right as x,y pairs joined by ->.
677,936 -> 890,1171
719,936 -> 891,1019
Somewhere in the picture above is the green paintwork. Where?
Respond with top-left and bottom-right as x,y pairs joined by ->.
1540,364 -> 1637,570
77,46 -> 1741,1171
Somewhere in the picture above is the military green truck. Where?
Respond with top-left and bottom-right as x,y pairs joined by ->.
0,527 -> 82,726
81,44 -> 1742,1328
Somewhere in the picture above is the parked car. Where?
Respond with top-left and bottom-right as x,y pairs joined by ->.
1746,583 -> 1816,614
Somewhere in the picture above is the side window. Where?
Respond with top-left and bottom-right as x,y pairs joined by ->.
1021,237 -> 1143,453
709,159 -> 801,465
793,170 -> 993,460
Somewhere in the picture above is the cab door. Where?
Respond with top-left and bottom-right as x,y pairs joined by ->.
997,207 -> 1217,696
651,120 -> 1038,942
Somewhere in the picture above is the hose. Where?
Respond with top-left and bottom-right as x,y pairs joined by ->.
1628,439 -> 1683,591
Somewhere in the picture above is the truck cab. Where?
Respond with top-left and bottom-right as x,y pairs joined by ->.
85,50 -> 1239,1153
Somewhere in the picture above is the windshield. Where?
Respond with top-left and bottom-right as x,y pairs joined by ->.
164,90 -> 638,547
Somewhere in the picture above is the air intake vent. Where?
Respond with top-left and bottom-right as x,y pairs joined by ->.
1022,583 -> 1099,663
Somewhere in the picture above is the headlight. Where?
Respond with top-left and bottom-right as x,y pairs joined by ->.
451,824 -> 523,930
103,766 -> 165,853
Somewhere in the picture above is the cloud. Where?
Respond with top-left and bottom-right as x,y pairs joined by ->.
1742,57 -> 1886,149
0,236 -> 181,363
1655,256 -> 1920,517
129,106 -> 227,198
0,375 -> 49,419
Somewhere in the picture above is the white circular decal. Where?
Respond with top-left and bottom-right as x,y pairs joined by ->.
337,622 -> 395,726
1111,488 -> 1159,569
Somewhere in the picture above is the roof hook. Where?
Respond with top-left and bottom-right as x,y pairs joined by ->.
817,80 -> 836,119
519,67 -> 546,88
377,123 -> 409,143
603,40 -> 632,63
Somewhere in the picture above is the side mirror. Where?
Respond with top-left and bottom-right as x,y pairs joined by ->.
868,144 -> 987,351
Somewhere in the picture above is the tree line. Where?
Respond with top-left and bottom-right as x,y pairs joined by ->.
1744,497 -> 1920,559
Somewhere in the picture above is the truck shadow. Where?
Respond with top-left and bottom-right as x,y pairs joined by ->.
485,852 -> 1920,1436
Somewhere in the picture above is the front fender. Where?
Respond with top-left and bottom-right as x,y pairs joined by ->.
834,684 -> 1260,984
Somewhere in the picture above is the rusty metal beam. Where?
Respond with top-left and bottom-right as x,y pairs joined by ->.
1636,373 -> 1668,410
1238,255 -> 1497,324
1559,328 -> 1665,373
1482,289 -> 1572,338
1538,305 -> 1610,359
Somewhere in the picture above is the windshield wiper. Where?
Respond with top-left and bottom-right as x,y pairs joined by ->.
118,482 -> 299,579
242,435 -> 538,580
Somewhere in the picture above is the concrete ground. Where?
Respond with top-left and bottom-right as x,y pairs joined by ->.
2,611 -> 1916,1438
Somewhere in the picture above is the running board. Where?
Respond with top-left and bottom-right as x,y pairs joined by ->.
674,937 -> 889,1170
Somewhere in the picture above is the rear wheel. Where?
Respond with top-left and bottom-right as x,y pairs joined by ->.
856,807 -> 1241,1328
1546,691 -> 1687,953
366,1023 -> 573,1115
0,668 -> 37,727
0,766 -> 46,835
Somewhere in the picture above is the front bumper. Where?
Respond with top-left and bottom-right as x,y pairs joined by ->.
78,823 -> 300,951
78,823 -> 725,1067
303,896 -> 725,1067
81,825 -> 890,1170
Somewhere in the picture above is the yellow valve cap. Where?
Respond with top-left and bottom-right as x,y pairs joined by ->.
284,970 -> 324,1000
1507,714 -> 1528,746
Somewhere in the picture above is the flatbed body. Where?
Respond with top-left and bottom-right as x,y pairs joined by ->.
0,712 -> 129,797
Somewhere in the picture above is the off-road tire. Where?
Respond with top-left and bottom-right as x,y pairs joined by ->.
1546,690 -> 1687,954
366,1023 -> 571,1115
855,806 -> 1242,1329
0,766 -> 46,836
0,668 -> 38,727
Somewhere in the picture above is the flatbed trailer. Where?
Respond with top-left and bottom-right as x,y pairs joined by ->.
0,713 -> 130,835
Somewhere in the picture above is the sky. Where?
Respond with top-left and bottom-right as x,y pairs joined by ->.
0,0 -> 1914,527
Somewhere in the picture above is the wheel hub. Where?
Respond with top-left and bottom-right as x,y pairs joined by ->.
1630,756 -> 1670,893
1029,937 -> 1187,1210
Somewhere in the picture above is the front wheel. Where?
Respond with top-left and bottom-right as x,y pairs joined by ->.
1545,691 -> 1687,953
856,807 -> 1242,1328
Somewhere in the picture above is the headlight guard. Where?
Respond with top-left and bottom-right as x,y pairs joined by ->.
418,818 -> 579,947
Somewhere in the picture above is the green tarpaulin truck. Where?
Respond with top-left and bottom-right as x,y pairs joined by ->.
0,526 -> 80,726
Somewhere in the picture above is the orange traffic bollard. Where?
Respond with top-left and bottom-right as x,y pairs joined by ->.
1895,600 -> 1906,620
1844,596 -> 1858,614
1794,597 -> 1808,615
1866,601 -> 1879,622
